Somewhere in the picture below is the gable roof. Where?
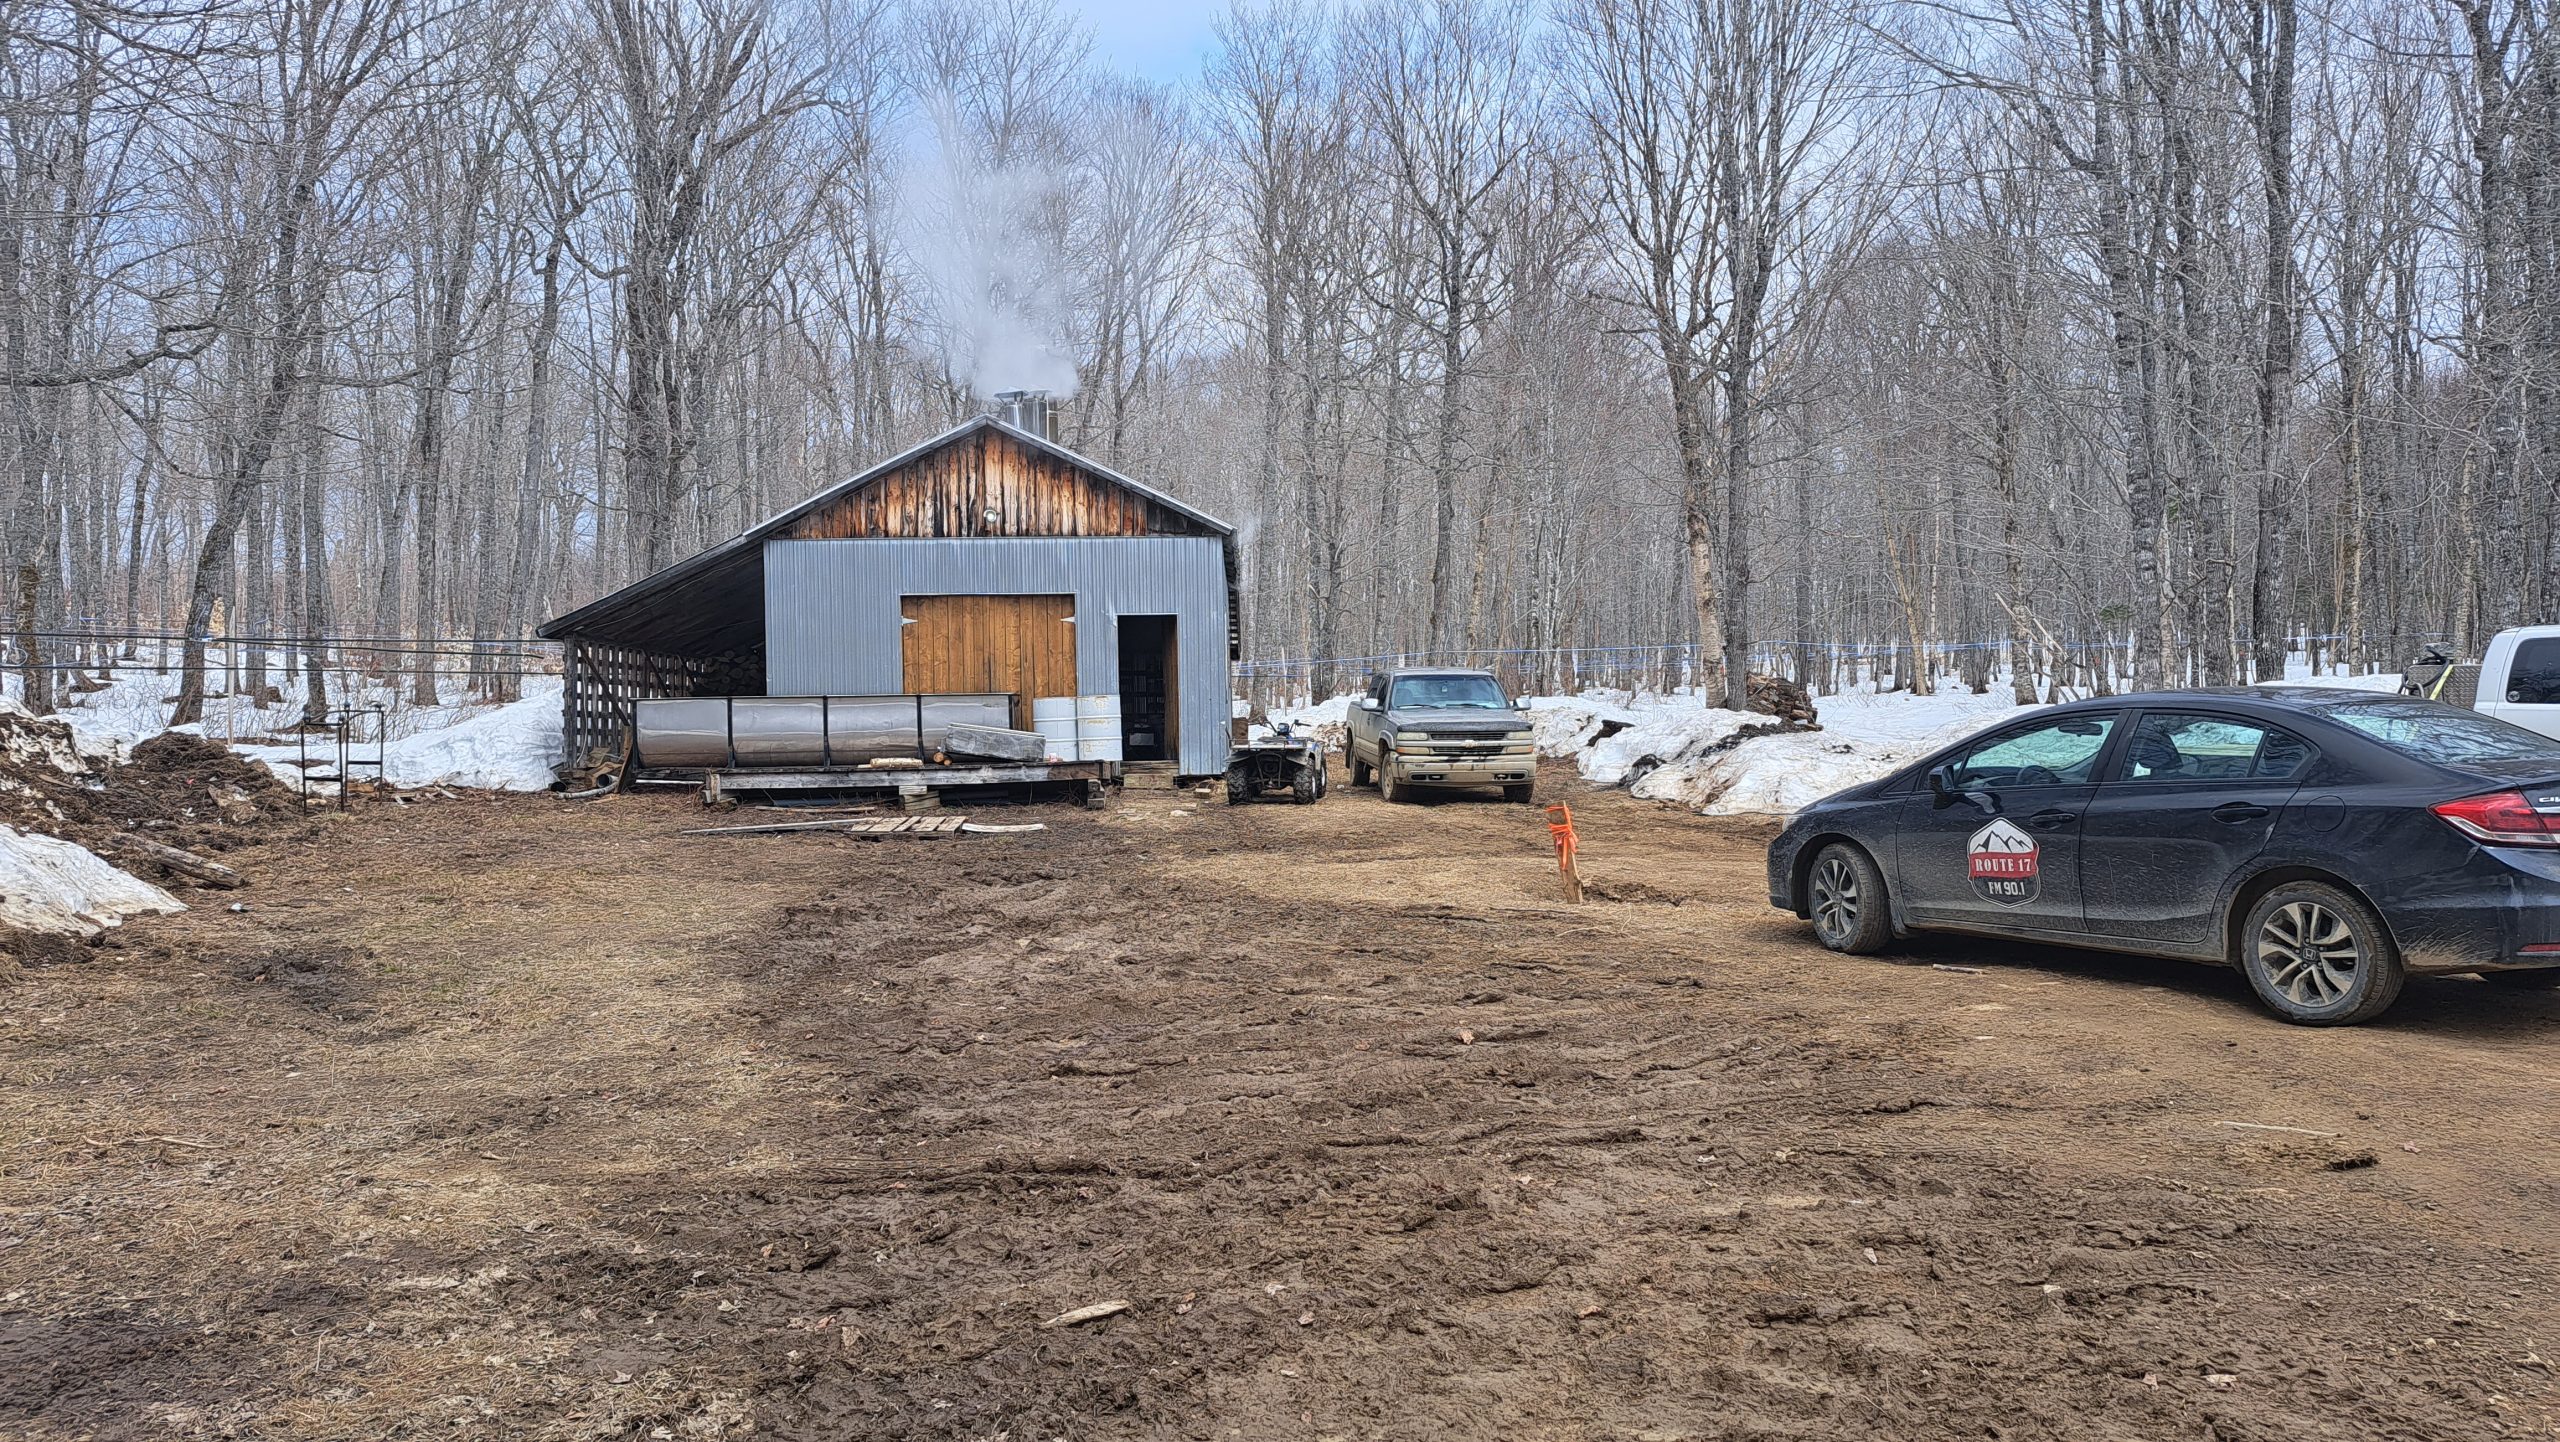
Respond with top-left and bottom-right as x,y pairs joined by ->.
537,415 -> 1235,649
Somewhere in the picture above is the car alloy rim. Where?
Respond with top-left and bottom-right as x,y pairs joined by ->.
1812,855 -> 1858,943
2257,900 -> 2361,1008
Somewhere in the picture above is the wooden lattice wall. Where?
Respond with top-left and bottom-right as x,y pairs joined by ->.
560,639 -> 764,765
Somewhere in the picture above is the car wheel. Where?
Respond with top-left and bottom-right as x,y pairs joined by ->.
1379,757 -> 1406,804
1806,843 -> 1891,955
2479,968 -> 2560,991
2238,882 -> 2405,1026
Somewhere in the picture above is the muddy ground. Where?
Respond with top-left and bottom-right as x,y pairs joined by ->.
5,764 -> 2559,1441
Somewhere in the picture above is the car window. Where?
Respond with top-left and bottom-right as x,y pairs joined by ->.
2511,638 -> 2560,705
1389,674 -> 1508,709
1950,715 -> 2116,788
2324,699 -> 2560,766
2253,728 -> 2313,779
2114,712 -> 2311,782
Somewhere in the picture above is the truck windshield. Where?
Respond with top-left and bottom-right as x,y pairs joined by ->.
1390,675 -> 1510,710
2324,700 -> 2560,766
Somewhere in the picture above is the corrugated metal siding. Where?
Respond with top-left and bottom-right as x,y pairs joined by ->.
765,537 -> 1233,776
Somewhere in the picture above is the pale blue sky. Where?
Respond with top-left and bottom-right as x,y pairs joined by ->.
1074,0 -> 1224,83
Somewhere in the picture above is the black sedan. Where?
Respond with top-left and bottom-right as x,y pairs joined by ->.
1767,687 -> 2560,1025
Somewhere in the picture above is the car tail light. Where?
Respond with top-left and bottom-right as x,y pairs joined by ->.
2432,790 -> 2560,847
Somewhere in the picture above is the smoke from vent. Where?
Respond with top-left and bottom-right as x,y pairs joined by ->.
900,92 -> 1082,403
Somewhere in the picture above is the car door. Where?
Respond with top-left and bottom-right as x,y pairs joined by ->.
2078,710 -> 2313,946
1894,712 -> 2121,934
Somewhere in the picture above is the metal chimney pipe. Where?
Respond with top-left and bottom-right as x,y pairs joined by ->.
992,389 -> 1056,442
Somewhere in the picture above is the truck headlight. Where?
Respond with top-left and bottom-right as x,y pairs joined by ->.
1395,731 -> 1431,742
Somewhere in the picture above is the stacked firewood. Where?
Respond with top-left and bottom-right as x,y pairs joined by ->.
1745,674 -> 1820,728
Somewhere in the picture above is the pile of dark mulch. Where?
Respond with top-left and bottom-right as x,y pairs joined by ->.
0,714 -> 306,881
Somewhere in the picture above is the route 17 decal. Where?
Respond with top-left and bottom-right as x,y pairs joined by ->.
1967,817 -> 2040,906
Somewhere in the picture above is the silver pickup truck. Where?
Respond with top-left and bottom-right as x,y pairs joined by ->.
1345,666 -> 1539,803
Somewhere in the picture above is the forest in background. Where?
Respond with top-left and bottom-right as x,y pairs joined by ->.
3,0 -> 2555,722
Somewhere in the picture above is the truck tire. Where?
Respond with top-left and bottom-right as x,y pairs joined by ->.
1379,759 -> 1407,803
1350,751 -> 1372,787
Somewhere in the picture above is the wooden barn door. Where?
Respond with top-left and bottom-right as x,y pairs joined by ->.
900,595 -> 1076,728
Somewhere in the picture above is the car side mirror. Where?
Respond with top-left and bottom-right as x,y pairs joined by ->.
1928,763 -> 1990,811
1358,697 -> 1381,712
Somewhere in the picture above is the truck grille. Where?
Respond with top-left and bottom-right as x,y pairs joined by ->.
1409,736 -> 1532,758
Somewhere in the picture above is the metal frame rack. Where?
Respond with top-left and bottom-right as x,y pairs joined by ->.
295,704 -> 388,811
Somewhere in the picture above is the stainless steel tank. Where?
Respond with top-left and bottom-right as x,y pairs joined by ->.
633,694 -> 1012,769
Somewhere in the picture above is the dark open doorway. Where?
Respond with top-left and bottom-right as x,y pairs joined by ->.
1117,615 -> 1178,762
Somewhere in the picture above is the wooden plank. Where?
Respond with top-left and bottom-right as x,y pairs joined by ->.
681,814 -> 971,837
705,760 -> 1106,791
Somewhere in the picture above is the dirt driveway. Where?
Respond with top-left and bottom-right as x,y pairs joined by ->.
5,765 -> 2558,1441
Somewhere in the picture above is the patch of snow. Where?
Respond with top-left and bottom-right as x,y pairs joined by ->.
1629,731 -> 1928,815
1802,686 -> 2023,750
2276,670 -> 2403,693
1519,693 -> 1642,755
0,696 -> 108,775
0,826 -> 184,936
1261,694 -> 1356,749
1560,704 -> 1774,788
241,680 -> 564,792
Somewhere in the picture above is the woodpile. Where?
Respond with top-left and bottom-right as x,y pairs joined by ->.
1745,674 -> 1820,728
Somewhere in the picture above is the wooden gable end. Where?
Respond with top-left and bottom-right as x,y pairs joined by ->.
785,428 -> 1200,541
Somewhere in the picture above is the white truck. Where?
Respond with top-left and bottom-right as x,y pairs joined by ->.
2404,626 -> 2560,739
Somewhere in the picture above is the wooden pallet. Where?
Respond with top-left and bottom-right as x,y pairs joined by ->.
702,759 -> 1114,803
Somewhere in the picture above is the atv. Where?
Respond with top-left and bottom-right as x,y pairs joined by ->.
1225,722 -> 1328,805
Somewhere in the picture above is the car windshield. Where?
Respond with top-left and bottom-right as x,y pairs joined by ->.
1390,675 -> 1509,710
2323,700 -> 2560,768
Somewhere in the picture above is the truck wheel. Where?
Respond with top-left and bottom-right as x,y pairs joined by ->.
1350,752 -> 1372,787
1225,769 -> 1251,806
2238,882 -> 2405,1025
1806,843 -> 1891,955
1504,783 -> 1533,804
1379,761 -> 1406,804
1291,766 -> 1318,804
2479,969 -> 2560,991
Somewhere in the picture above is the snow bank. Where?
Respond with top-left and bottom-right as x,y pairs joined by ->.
1626,731 -> 1926,814
1520,683 -> 2022,818
1561,704 -> 1775,788
0,825 -> 183,936
1534,668 -> 2419,817
1260,694 -> 1356,749
376,681 -> 562,790
240,679 -> 564,792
